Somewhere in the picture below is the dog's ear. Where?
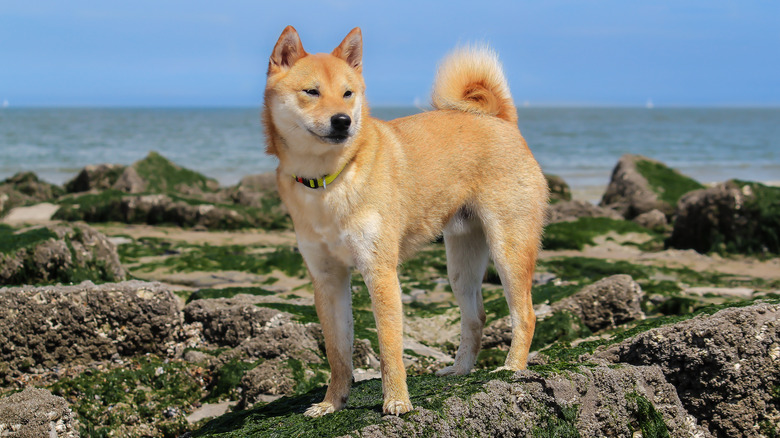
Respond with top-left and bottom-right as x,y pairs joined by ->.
332,27 -> 362,72
269,26 -> 307,75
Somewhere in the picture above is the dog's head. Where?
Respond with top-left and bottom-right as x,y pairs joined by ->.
264,26 -> 366,157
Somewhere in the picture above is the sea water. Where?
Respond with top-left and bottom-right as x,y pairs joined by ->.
1,107 -> 778,202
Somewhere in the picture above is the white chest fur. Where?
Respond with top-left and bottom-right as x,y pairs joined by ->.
293,186 -> 382,274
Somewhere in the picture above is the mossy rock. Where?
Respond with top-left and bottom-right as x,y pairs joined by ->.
0,172 -> 64,216
537,297 -> 779,363
601,154 -> 703,219
0,223 -> 125,285
54,190 -> 291,230
131,151 -> 220,195
545,174 -> 571,202
49,355 -> 204,438
190,365 -> 703,437
669,179 -> 780,254
634,158 -> 704,208
64,163 -> 127,193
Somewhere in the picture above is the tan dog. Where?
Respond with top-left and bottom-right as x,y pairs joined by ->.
263,26 -> 548,417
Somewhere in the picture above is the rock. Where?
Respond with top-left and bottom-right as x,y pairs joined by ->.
54,190 -> 290,230
600,154 -> 703,219
545,174 -> 571,202
0,387 -> 79,438
184,296 -> 297,347
0,222 -> 126,285
632,208 -> 668,231
223,173 -> 289,222
113,166 -> 147,193
486,275 -> 645,351
0,281 -> 181,381
668,180 -> 780,254
353,338 -> 380,369
197,365 -> 708,437
236,172 -> 278,194
375,366 -> 706,437
230,320 -> 323,365
592,302 -> 780,438
239,357 -> 296,406
65,163 -> 127,193
553,274 -> 645,331
547,199 -> 623,224
0,172 -> 64,216
131,151 -> 219,195
481,316 -> 513,350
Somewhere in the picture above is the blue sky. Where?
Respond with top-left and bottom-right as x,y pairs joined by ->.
1,1 -> 778,107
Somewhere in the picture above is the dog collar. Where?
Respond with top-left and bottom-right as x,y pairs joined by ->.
292,161 -> 348,190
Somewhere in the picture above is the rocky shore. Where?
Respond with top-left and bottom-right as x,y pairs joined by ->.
1,152 -> 778,437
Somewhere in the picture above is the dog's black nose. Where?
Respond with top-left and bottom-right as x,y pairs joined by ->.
331,113 -> 351,132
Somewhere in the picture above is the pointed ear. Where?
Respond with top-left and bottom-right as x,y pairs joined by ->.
269,26 -> 307,75
332,27 -> 362,72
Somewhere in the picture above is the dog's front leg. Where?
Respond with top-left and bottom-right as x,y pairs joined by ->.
363,266 -> 412,415
300,247 -> 353,418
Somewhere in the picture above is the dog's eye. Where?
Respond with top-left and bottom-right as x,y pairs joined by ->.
303,89 -> 320,97
343,90 -> 353,98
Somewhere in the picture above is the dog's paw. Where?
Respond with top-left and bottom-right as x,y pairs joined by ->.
383,399 -> 413,416
436,365 -> 470,376
491,365 -> 519,374
304,402 -> 336,417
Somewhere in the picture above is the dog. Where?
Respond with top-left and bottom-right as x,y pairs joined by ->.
263,26 -> 548,417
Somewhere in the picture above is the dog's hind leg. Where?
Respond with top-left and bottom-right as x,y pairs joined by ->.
479,207 -> 543,372
300,244 -> 354,417
436,212 -> 490,376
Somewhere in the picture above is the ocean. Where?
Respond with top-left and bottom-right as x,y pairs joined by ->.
1,107 -> 778,202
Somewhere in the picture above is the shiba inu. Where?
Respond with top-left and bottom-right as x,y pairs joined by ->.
263,26 -> 548,417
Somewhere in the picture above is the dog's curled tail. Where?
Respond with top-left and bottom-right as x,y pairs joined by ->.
431,46 -> 517,124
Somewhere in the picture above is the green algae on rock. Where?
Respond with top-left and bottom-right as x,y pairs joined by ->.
54,190 -> 291,230
601,154 -> 703,219
190,366 -> 704,438
634,158 -> 704,208
542,217 -> 661,251
669,179 -> 780,255
132,151 -> 220,195
50,355 -> 204,438
0,223 -> 125,285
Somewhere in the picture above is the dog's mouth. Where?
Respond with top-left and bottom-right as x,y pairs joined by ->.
309,129 -> 350,144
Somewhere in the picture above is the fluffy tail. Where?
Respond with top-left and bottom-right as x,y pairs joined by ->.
431,45 -> 517,124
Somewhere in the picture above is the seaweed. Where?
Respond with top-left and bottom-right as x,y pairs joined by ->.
187,286 -> 276,304
539,297 -> 780,363
728,180 -> 780,254
531,310 -> 593,352
635,158 -> 704,207
206,358 -> 263,402
0,224 -> 57,254
50,356 -> 204,438
538,256 -> 649,284
135,245 -> 307,278
256,302 -> 319,325
626,392 -> 670,438
543,217 -> 660,251
133,151 -> 218,194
